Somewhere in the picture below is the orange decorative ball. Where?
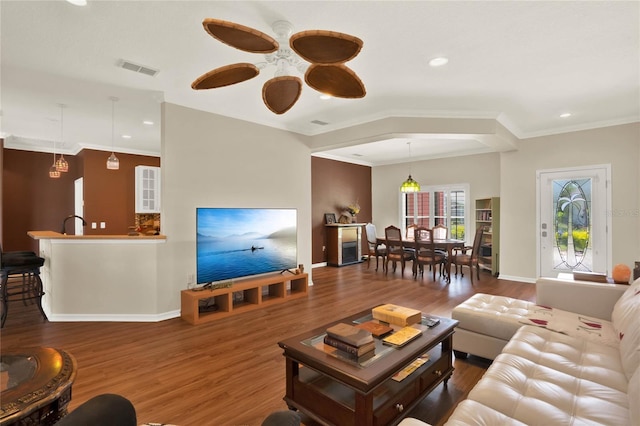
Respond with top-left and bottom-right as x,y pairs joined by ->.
612,264 -> 631,284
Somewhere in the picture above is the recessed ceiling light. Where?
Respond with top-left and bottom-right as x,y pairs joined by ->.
122,135 -> 132,139
66,0 -> 87,6
429,56 -> 449,67
559,112 -> 572,118
143,120 -> 154,125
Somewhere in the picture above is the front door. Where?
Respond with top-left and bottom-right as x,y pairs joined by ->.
537,165 -> 610,278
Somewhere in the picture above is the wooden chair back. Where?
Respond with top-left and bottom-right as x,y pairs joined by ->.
433,224 -> 448,240
470,226 -> 484,258
405,224 -> 418,241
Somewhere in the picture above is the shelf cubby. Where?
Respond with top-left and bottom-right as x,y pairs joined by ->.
181,272 -> 308,324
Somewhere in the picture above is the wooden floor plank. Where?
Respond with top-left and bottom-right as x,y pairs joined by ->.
1,263 -> 535,426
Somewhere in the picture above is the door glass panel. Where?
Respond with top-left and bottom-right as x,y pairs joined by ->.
553,178 -> 592,271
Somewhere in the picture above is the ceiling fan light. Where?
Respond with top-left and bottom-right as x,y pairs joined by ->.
400,175 -> 421,192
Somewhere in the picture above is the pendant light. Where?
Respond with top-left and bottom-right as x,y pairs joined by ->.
106,96 -> 120,170
400,141 -> 420,192
49,130 -> 60,179
55,104 -> 69,173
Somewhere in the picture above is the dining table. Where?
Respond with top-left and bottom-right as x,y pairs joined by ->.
376,237 -> 465,282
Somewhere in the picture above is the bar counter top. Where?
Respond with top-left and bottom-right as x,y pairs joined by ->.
28,231 -> 166,240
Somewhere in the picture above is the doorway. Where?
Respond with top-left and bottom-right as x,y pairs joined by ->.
537,165 -> 611,278
74,178 -> 84,235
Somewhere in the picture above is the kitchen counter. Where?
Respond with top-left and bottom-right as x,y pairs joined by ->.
28,230 -> 172,322
28,231 -> 166,240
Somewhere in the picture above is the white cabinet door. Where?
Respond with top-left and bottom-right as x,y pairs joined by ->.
135,166 -> 161,213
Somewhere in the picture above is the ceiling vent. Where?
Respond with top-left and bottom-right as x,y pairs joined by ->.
311,119 -> 329,126
119,60 -> 159,77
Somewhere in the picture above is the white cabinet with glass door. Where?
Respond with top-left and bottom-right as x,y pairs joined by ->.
135,166 -> 161,213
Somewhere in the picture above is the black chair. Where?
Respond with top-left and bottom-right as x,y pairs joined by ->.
1,246 -> 47,327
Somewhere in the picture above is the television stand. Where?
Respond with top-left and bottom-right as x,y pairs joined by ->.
180,272 -> 308,325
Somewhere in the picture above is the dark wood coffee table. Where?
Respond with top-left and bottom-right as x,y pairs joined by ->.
278,308 -> 458,426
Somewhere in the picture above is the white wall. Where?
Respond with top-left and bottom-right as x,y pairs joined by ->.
372,152 -> 501,242
156,103 -> 312,313
500,123 -> 640,281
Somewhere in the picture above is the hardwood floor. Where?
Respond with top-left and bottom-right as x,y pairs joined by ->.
1,263 -> 536,426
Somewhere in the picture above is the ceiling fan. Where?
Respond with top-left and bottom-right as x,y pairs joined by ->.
191,19 -> 366,114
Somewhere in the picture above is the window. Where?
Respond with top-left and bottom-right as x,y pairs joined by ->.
402,184 -> 469,241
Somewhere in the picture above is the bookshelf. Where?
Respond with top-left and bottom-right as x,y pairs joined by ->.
180,272 -> 308,324
475,197 -> 500,276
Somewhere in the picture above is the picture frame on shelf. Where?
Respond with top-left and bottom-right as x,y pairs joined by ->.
324,213 -> 337,224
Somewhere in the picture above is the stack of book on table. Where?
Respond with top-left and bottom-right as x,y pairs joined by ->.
324,323 -> 375,359
372,304 -> 424,348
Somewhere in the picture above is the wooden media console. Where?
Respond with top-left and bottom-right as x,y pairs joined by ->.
180,272 -> 308,324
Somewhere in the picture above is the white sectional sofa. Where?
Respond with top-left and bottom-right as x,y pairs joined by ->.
401,276 -> 640,426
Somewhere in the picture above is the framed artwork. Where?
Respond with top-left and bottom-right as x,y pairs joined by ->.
324,213 -> 337,224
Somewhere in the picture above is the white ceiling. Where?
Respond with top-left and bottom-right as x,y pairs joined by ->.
1,1 -> 638,166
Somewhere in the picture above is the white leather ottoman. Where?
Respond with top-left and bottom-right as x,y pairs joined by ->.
451,293 -> 535,360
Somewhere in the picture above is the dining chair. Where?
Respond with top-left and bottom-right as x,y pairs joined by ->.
451,226 -> 484,284
413,227 -> 446,281
405,224 -> 418,241
384,225 -> 414,276
364,223 -> 386,271
431,223 -> 449,258
433,223 -> 448,240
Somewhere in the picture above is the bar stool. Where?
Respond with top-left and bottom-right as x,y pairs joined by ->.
1,249 -> 47,328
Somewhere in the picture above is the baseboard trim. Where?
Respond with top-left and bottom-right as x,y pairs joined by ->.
498,274 -> 536,284
48,310 -> 181,323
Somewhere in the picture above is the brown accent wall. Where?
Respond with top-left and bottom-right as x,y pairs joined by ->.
79,150 -> 159,236
2,149 -> 80,252
2,148 -> 159,252
311,157 -> 371,264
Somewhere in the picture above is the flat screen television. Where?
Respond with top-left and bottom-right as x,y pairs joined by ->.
196,208 -> 297,284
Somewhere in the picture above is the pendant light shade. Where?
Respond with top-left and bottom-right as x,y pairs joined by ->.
49,163 -> 61,179
400,141 -> 420,192
400,175 -> 420,192
55,104 -> 69,173
106,96 -> 120,170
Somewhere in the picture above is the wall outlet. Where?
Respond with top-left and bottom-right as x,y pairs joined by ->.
91,222 -> 97,229
100,222 -> 106,229
322,245 -> 326,251
187,273 -> 195,285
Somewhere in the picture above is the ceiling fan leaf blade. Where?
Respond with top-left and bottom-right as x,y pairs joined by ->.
305,64 -> 366,98
202,18 -> 278,53
262,76 -> 302,114
191,63 -> 259,90
290,30 -> 363,64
